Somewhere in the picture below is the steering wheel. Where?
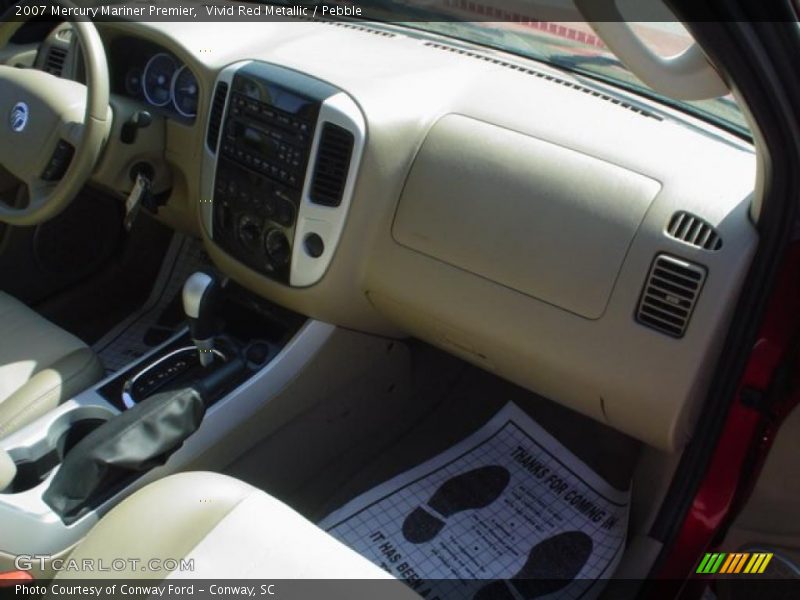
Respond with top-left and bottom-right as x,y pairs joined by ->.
0,4 -> 111,226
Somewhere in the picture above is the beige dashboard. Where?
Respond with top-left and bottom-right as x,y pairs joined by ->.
50,18 -> 758,451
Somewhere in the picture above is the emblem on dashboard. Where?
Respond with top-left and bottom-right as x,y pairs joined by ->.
9,102 -> 29,133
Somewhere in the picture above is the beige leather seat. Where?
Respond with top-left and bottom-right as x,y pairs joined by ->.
58,472 -> 416,588
0,291 -> 104,438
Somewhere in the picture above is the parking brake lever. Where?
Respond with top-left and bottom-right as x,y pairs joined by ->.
43,355 -> 246,523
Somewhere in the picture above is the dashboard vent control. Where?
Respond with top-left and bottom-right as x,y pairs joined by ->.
310,123 -> 354,207
206,81 -> 229,152
44,46 -> 68,76
667,211 -> 722,251
636,254 -> 707,338
423,42 -> 661,121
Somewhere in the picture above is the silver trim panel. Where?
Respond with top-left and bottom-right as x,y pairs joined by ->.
291,91 -> 366,287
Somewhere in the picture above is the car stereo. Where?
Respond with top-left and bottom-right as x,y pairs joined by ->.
211,66 -> 335,283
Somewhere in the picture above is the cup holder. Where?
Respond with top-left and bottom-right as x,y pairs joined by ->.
2,416 -> 108,494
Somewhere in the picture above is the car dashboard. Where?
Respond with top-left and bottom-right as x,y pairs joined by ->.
33,18 -> 758,453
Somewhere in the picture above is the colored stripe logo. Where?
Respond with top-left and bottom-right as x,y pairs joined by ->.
696,552 -> 773,574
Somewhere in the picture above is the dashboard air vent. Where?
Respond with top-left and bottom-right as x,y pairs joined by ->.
310,123 -> 354,207
667,211 -> 722,251
43,46 -> 68,76
206,81 -> 229,153
636,254 -> 707,338
423,42 -> 661,121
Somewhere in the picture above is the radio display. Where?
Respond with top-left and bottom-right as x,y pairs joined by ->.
234,77 -> 316,120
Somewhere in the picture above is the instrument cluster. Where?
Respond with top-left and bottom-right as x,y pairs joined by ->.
110,37 -> 199,120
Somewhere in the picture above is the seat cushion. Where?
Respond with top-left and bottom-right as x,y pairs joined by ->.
0,291 -> 103,438
58,472 -> 413,584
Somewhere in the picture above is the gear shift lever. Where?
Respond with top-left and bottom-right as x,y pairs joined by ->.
182,271 -> 220,367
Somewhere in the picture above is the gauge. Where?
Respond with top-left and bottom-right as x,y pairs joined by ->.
171,65 -> 199,118
124,67 -> 143,96
142,52 -> 178,107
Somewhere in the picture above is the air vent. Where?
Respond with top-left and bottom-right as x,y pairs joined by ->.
423,42 -> 661,121
310,123 -> 354,207
667,211 -> 722,251
43,46 -> 68,76
636,254 -> 707,338
206,81 -> 229,153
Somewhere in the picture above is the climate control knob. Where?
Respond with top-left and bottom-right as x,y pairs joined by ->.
264,229 -> 291,267
237,215 -> 262,252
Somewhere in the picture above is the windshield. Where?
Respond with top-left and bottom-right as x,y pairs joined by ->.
324,1 -> 749,137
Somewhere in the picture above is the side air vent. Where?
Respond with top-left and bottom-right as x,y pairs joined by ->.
667,211 -> 722,251
206,81 -> 229,152
636,254 -> 707,338
310,123 -> 354,207
43,46 -> 68,76
423,42 -> 661,121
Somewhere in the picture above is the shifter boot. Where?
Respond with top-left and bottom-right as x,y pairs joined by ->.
43,387 -> 205,523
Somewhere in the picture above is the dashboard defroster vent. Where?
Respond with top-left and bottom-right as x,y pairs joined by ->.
667,211 -> 722,250
310,123 -> 354,207
206,81 -> 229,153
423,42 -> 661,121
636,254 -> 707,338
44,46 -> 68,76
321,21 -> 396,37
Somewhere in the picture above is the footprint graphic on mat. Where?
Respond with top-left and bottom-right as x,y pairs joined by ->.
472,531 -> 594,599
401,465 -> 511,544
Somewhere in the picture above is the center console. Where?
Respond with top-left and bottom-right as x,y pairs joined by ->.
0,274 -> 337,565
202,62 -> 365,287
96,280 -> 304,411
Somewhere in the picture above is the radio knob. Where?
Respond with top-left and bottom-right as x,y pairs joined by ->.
264,229 -> 290,267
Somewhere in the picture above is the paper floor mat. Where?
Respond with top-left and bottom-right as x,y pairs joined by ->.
320,403 -> 630,600
92,234 -> 210,374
